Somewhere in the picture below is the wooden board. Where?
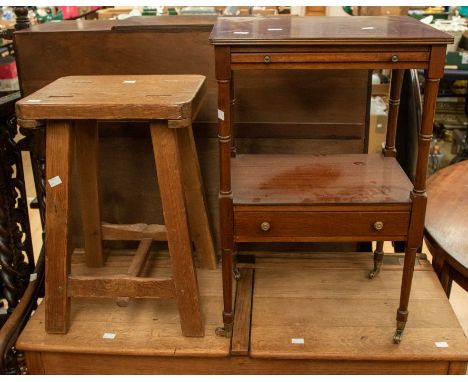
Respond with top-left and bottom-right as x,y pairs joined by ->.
16,252 -> 468,374
250,254 -> 468,362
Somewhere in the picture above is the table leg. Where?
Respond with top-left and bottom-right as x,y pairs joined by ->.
217,74 -> 235,338
395,54 -> 444,343
369,241 -> 384,279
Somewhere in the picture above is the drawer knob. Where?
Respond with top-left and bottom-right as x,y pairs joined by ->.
260,221 -> 271,231
373,221 -> 384,231
391,54 -> 399,63
264,55 -> 272,64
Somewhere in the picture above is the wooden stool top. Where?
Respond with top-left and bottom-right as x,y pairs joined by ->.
426,161 -> 468,270
16,75 -> 206,125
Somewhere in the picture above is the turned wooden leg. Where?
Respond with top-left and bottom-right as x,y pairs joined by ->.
75,120 -> 104,267
150,120 -> 204,337
176,124 -> 217,270
394,246 -> 417,343
395,53 -> 445,343
369,241 -> 384,279
45,120 -> 74,333
383,69 -> 404,157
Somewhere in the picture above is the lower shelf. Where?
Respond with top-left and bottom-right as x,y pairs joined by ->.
16,252 -> 468,374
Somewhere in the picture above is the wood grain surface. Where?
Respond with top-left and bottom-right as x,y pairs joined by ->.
232,153 -> 413,205
16,75 -> 206,121
210,16 -> 453,45
250,255 -> 468,361
426,161 -> 468,270
16,252 -> 468,374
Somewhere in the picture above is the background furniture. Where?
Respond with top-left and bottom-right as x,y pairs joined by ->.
16,75 -> 213,336
210,16 -> 452,342
13,16 -> 372,255
425,160 -> 468,296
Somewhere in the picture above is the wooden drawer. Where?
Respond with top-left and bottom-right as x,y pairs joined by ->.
231,51 -> 429,65
234,211 -> 410,242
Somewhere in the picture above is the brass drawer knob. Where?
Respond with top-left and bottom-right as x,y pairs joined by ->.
391,54 -> 399,63
373,221 -> 384,231
260,221 -> 271,231
264,55 -> 272,64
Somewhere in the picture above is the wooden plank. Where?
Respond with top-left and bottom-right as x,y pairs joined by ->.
126,238 -> 153,276
448,361 -> 467,374
253,266 -> 447,300
45,120 -> 73,334
177,123 -> 217,269
250,257 -> 468,361
101,223 -> 167,241
150,120 -> 204,337
75,119 -> 104,267
34,352 -> 451,375
231,268 -> 254,356
17,295 -> 227,356
68,275 -> 175,299
24,352 -> 45,375
116,237 -> 153,307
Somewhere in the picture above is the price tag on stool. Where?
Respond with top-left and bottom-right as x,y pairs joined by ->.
48,176 -> 62,188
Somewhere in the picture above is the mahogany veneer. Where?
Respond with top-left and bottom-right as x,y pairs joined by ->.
210,16 -> 453,342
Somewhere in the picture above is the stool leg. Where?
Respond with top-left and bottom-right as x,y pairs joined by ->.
150,120 -> 204,337
177,124 -> 217,270
75,120 -> 104,267
45,120 -> 74,333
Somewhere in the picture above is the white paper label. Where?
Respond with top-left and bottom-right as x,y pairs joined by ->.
291,338 -> 304,344
268,28 -> 283,31
122,80 -> 136,84
461,52 -> 468,65
435,341 -> 448,348
362,26 -> 375,30
48,176 -> 62,188
103,332 -> 116,339
26,99 -> 41,103
233,31 -> 249,35
217,109 -> 225,121
29,273 -> 37,282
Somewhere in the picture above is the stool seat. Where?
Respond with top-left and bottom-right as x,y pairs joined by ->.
16,74 -> 216,337
16,75 -> 206,121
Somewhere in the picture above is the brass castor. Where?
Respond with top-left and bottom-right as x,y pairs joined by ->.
368,268 -> 380,279
233,267 -> 241,281
393,329 -> 404,344
215,323 -> 233,338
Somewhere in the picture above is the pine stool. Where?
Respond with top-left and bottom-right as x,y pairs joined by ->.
16,75 -> 216,337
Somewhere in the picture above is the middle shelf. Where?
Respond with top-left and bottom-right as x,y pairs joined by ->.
231,153 -> 414,206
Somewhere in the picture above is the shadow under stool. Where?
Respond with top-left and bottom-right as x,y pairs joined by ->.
16,75 -> 217,337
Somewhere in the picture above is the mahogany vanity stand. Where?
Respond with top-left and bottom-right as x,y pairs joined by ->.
16,75 -> 217,337
210,16 -> 452,342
